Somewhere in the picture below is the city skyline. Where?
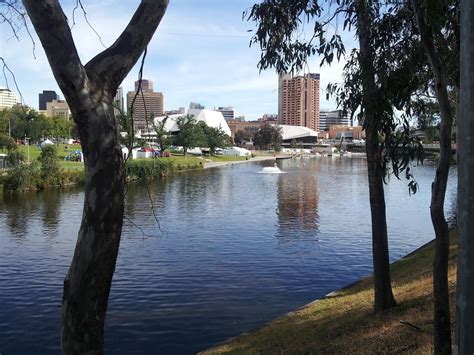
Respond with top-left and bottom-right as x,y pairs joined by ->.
0,0 -> 355,120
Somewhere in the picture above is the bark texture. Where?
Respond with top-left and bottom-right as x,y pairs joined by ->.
456,0 -> 474,353
22,0 -> 169,353
411,1 -> 453,353
356,0 -> 396,312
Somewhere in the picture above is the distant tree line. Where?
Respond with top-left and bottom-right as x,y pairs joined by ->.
0,106 -> 75,143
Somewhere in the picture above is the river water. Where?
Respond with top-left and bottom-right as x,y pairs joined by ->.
0,157 -> 457,354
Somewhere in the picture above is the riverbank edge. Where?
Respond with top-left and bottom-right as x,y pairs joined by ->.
0,155 -> 279,193
201,229 -> 458,354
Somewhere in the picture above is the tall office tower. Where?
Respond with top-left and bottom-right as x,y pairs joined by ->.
319,109 -> 351,131
215,106 -> 235,121
0,87 -> 20,109
135,79 -> 154,93
127,79 -> 164,131
278,73 -> 292,124
46,99 -> 71,118
114,87 -> 124,117
279,73 -> 320,131
38,90 -> 59,110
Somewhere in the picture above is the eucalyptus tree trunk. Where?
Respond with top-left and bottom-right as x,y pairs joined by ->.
456,0 -> 474,352
356,0 -> 396,312
22,0 -> 169,352
411,2 -> 453,353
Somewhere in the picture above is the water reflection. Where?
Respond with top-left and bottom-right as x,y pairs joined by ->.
276,159 -> 320,240
0,158 -> 458,354
2,193 -> 33,239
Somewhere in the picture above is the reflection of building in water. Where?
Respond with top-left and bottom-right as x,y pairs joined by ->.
276,169 -> 319,235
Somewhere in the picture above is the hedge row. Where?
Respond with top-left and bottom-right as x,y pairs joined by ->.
1,157 -> 203,193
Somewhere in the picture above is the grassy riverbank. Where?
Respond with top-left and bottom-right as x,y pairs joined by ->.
0,150 -> 255,192
203,230 -> 458,354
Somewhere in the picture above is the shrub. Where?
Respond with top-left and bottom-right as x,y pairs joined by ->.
3,162 -> 41,192
38,145 -> 60,186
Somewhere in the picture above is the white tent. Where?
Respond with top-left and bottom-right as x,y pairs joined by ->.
222,146 -> 251,157
40,139 -> 54,147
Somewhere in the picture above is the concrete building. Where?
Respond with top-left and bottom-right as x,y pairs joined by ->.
259,113 -> 278,123
189,102 -> 205,110
135,79 -> 154,92
227,120 -> 264,138
0,87 -> 20,110
46,99 -> 71,118
39,90 -> 59,110
215,106 -> 235,121
164,107 -> 185,115
319,109 -> 351,131
127,79 -> 164,131
278,73 -> 292,123
279,73 -> 320,132
324,125 -> 365,140
114,87 -> 124,116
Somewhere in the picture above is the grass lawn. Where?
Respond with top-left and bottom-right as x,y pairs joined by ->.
17,144 -> 84,171
202,230 -> 458,354
13,147 -> 247,173
204,155 -> 248,162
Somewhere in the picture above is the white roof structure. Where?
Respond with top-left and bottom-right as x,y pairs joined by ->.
276,124 -> 319,140
188,108 -> 231,136
153,109 -> 232,136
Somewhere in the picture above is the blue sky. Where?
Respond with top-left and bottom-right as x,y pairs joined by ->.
0,0 -> 354,120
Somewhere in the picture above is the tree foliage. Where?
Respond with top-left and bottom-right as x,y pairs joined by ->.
0,106 -> 73,142
253,123 -> 282,150
198,121 -> 230,155
174,115 -> 205,155
151,115 -> 172,155
234,130 -> 251,147
38,145 -> 60,186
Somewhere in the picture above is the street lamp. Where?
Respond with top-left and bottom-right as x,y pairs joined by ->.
24,134 -> 30,163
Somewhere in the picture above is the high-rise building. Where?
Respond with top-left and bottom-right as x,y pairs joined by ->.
189,102 -> 205,110
46,99 -> 71,118
114,87 -> 124,117
39,90 -> 59,110
279,73 -> 320,131
0,86 -> 20,110
278,73 -> 292,124
135,79 -> 154,93
215,106 -> 235,121
127,80 -> 164,131
319,109 -> 351,131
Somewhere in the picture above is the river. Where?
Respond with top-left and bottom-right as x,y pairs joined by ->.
0,157 -> 457,354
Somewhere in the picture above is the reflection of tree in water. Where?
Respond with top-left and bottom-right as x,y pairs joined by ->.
2,192 -> 36,239
40,189 -> 62,237
276,161 -> 320,242
123,178 -> 169,238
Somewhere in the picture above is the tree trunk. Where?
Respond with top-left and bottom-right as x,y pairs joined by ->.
411,2 -> 453,353
356,0 -> 397,312
22,1 -> 169,352
456,0 -> 474,352
366,132 -> 397,311
62,104 -> 124,354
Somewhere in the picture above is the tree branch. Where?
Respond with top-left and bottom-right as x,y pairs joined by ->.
85,0 -> 169,97
22,0 -> 87,100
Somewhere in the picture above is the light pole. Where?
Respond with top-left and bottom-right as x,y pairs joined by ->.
25,134 -> 30,163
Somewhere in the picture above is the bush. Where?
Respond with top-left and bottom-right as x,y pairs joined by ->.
38,145 -> 61,186
3,162 -> 41,192
6,148 -> 25,168
125,158 -> 203,180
